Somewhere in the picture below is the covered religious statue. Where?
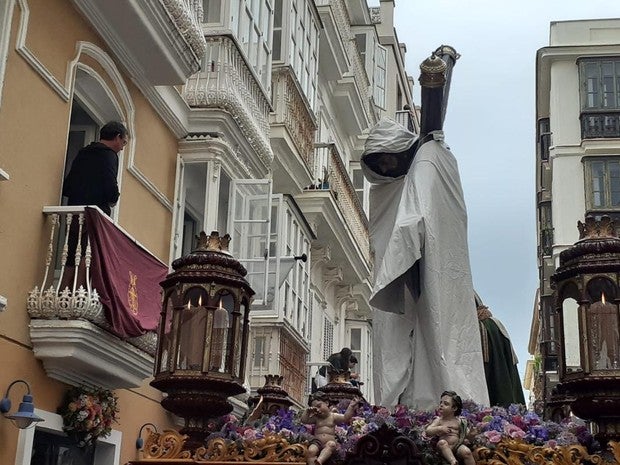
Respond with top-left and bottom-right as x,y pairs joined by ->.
360,117 -> 489,409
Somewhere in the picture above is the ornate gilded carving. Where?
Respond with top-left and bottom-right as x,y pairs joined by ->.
195,231 -> 233,253
474,439 -> 620,465
419,53 -> 447,88
142,428 -> 192,460
131,431 -> 619,465
195,434 -> 306,462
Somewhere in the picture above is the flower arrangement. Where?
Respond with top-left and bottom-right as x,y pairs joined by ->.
203,401 -> 598,465
59,385 -> 119,446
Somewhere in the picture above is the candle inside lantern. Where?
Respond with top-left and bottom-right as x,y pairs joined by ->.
588,292 -> 620,370
210,298 -> 229,372
178,297 -> 206,371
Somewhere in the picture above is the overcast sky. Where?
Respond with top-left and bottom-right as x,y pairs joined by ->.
368,1 -> 620,395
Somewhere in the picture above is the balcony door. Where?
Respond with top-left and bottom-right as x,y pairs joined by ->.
228,179 -> 274,306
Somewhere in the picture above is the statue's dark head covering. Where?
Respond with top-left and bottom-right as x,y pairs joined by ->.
361,118 -> 418,180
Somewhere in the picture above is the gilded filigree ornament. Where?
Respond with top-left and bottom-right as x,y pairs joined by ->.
194,434 -> 307,462
419,53 -> 447,88
142,428 -> 192,460
475,440 -> 620,465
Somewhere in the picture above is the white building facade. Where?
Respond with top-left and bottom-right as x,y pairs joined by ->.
529,18 -> 620,411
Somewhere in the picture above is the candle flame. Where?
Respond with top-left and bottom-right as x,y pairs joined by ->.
219,299 -> 223,309
602,292 -> 606,305
198,295 -> 203,307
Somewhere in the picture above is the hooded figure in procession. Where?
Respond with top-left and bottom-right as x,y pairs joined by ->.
361,118 -> 489,410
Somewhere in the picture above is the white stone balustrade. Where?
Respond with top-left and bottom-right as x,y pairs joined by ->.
27,206 -> 157,357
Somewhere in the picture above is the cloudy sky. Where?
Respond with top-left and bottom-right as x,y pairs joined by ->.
368,0 -> 620,394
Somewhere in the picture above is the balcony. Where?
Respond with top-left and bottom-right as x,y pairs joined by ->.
540,227 -> 554,257
295,144 -> 371,284
315,0 -> 349,81
270,66 -> 318,193
580,111 -> 620,139
71,0 -> 206,85
27,207 -> 165,390
183,36 -> 273,168
315,0 -> 376,131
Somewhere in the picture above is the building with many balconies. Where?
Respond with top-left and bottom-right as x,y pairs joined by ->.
528,18 -> 620,413
0,0 -> 416,463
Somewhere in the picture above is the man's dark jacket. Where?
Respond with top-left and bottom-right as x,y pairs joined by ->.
63,142 -> 120,215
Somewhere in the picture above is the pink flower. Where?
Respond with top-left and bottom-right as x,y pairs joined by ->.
484,430 -> 502,443
504,423 -> 525,439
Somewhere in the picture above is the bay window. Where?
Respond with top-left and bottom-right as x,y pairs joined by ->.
579,57 -> 620,138
584,157 -> 620,211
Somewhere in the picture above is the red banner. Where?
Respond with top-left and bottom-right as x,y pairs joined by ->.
86,207 -> 168,338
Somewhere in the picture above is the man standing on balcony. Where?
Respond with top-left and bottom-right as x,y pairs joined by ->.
63,121 -> 126,215
60,121 -> 127,289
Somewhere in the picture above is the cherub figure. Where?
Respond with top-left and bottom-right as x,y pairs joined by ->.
425,390 -> 475,465
301,392 -> 360,465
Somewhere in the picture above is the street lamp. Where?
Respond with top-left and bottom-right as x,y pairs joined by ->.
150,231 -> 254,450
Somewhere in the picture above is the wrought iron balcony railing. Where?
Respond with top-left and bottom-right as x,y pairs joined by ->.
271,66 -> 317,170
540,227 -> 553,256
580,111 -> 620,139
309,144 -> 370,263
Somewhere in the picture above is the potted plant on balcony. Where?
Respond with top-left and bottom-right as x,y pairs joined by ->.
59,385 -> 119,447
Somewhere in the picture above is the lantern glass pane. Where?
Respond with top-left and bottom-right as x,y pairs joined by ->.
587,299 -> 620,370
233,302 -> 247,376
157,296 -> 175,373
210,291 -> 234,373
562,298 -> 582,372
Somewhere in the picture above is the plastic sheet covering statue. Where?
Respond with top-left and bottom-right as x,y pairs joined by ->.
361,118 -> 489,409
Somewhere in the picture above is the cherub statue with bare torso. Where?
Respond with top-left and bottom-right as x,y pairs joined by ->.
301,392 -> 360,465
425,391 -> 475,465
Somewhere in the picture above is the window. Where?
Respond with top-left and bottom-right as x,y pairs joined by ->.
538,201 -> 552,257
230,0 -> 274,92
538,118 -> 550,161
373,44 -> 387,109
580,58 -> 620,110
272,0 -> 283,61
585,157 -> 620,211
171,159 -> 231,259
287,0 -> 318,109
351,164 -> 368,216
347,323 -> 372,398
280,202 -> 311,336
16,410 -> 121,465
202,0 -> 222,23
253,334 -> 267,368
579,58 -> 620,138
228,179 -> 273,305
